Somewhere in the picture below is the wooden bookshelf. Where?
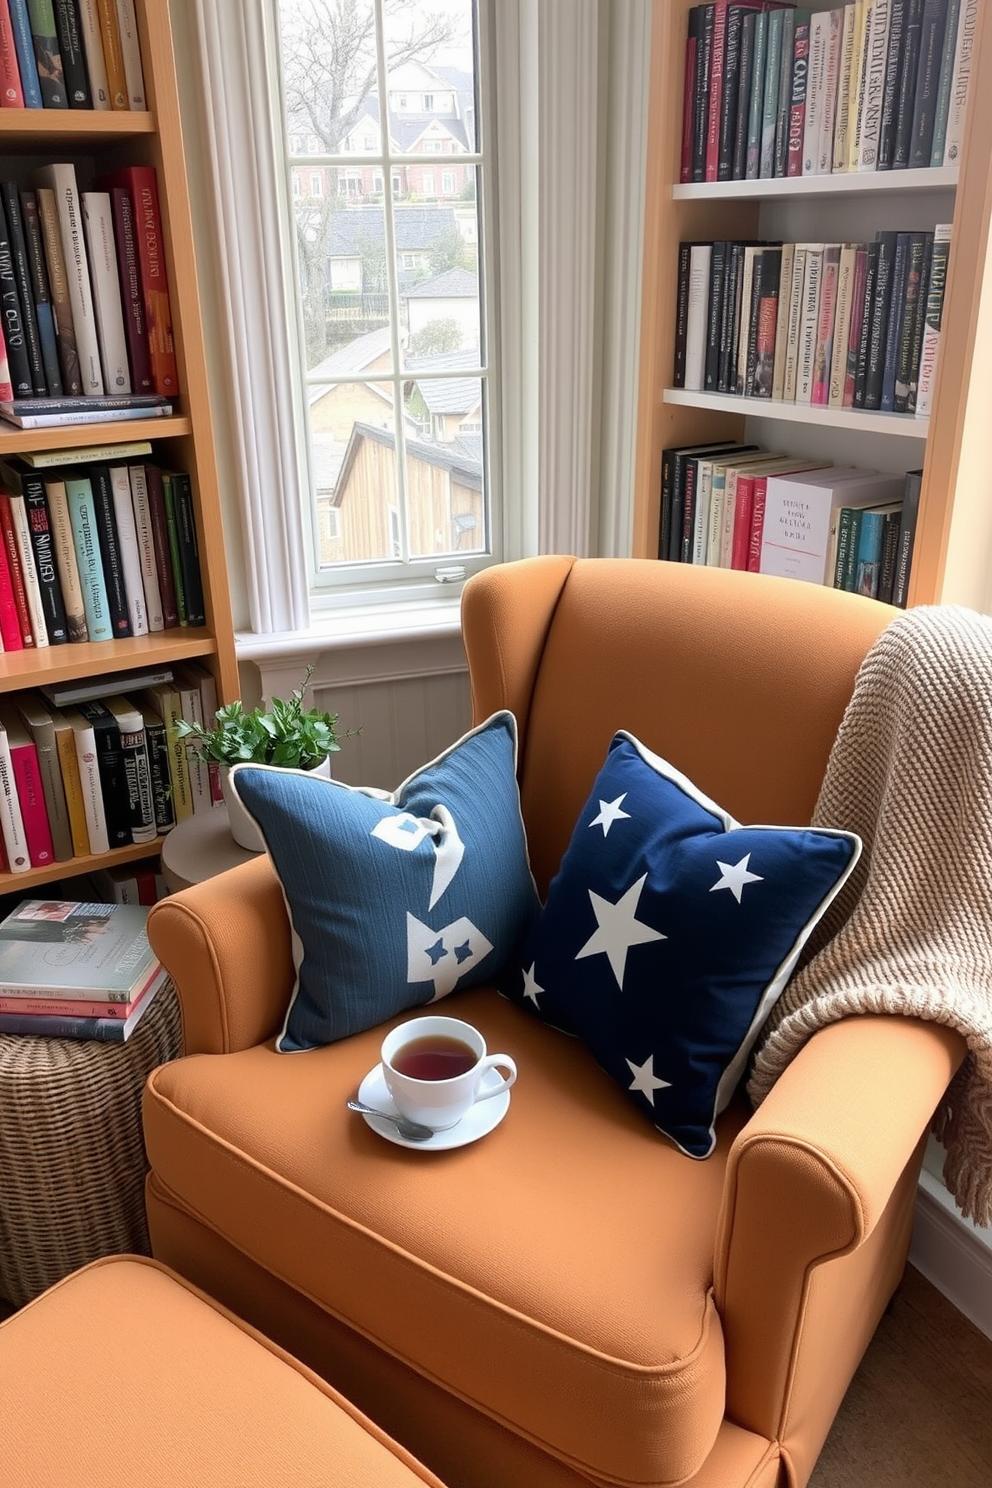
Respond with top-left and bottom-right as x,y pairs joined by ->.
634,0 -> 992,611
0,0 -> 237,893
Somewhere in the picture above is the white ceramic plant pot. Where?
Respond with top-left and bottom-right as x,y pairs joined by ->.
221,757 -> 332,853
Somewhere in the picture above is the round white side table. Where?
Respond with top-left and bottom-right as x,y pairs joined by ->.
159,806 -> 261,894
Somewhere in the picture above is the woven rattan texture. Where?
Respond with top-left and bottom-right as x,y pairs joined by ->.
0,980 -> 182,1307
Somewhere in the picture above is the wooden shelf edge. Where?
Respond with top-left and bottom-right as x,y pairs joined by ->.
0,110 -> 154,139
672,166 -> 959,202
0,416 -> 191,455
0,836 -> 168,894
663,388 -> 931,438
0,632 -> 219,691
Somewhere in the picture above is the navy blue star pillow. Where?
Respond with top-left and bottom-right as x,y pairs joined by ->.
504,732 -> 861,1157
230,711 -> 539,1052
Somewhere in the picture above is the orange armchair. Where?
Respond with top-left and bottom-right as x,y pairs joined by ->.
144,559 -> 963,1488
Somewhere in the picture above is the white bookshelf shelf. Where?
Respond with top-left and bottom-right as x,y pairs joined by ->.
672,166 -> 958,203
662,388 -> 930,439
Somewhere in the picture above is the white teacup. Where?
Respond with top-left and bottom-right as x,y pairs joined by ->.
381,1015 -> 517,1131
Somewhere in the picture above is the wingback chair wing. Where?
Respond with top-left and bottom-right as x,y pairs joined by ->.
143,558 -> 963,1488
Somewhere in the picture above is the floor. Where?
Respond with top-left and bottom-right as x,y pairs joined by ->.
2,1263 -> 990,1483
810,1265 -> 992,1487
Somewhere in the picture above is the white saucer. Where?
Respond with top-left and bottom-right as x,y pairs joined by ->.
355,1063 -> 511,1151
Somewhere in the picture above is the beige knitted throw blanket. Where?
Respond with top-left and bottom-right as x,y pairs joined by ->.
748,604 -> 992,1228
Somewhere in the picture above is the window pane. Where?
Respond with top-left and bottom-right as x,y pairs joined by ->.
405,376 -> 485,559
400,169 -> 481,360
382,0 -> 477,158
311,392 -> 401,568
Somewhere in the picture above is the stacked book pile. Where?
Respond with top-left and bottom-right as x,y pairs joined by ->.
0,898 -> 166,1042
0,661 -> 221,873
0,440 -> 204,652
681,0 -> 976,185
659,439 -> 922,605
0,1 -> 146,113
674,226 -> 951,415
0,160 -> 176,428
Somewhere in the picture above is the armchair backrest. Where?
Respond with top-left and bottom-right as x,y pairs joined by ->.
462,558 -> 894,896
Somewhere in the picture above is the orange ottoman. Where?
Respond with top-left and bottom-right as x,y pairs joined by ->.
0,1256 -> 447,1488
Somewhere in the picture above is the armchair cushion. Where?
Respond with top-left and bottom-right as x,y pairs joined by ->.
229,711 -> 539,1051
504,733 -> 861,1157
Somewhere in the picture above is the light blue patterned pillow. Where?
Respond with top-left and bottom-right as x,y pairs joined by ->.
229,711 -> 539,1052
503,732 -> 861,1157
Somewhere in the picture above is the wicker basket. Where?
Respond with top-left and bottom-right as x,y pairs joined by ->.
0,979 -> 182,1308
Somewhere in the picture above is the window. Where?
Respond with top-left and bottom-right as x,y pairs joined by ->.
310,171 -> 324,196
275,0 -> 491,596
442,169 -> 455,194
423,138 -> 443,152
423,93 -> 434,109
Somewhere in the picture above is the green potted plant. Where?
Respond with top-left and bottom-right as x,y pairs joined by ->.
174,668 -> 346,850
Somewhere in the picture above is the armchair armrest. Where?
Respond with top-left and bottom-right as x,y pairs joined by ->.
715,1014 -> 964,1449
147,856 -> 294,1055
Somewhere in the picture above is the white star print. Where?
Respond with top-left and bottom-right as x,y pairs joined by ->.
626,1054 -> 671,1105
589,794 -> 631,837
710,853 -> 763,903
575,873 -> 666,989
522,963 -> 543,1005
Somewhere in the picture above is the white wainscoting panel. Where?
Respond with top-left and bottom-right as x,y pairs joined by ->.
313,673 -> 473,792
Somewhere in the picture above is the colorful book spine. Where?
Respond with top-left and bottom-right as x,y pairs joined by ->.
35,184 -> 82,396
76,698 -> 131,847
81,189 -> 131,394
88,463 -> 132,637
108,185 -> 153,394
75,0 -> 109,107
0,531 -> 23,650
16,692 -> 72,861
942,0 -> 976,165
114,0 -> 144,108
34,162 -> 103,395
0,700 -> 54,866
20,189 -> 63,398
25,0 -> 67,107
108,461 -> 148,635
95,0 -> 126,107
51,704 -> 90,854
0,704 -> 31,870
96,166 -> 178,395
0,1 -> 25,106
4,487 -> 48,650
142,462 -> 179,627
22,472 -> 69,644
811,244 -> 840,406
6,0 -> 43,108
0,188 -> 35,399
915,223 -> 952,418
0,180 -> 48,396
63,472 -> 114,643
52,0 -> 90,107
40,473 -> 86,640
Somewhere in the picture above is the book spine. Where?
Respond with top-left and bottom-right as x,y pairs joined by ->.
109,170 -> 178,394
733,11 -> 757,180
41,476 -> 86,640
744,11 -> 767,180
782,242 -> 807,401
113,0 -> 143,107
680,32 -> 697,185
802,10 -> 827,176
0,190 -> 34,399
81,190 -> 130,394
0,182 -> 48,395
0,727 -> 29,869
684,242 -> 711,391
0,492 -> 31,645
0,1010 -> 132,1038
0,320 -> 12,400
53,712 -> 89,854
5,487 -> 48,649
78,702 -> 130,846
863,232 -> 896,409
750,244 -> 781,397
0,0 -> 25,106
0,531 -> 23,649
892,0 -> 925,167
704,239 -> 728,392
52,0 -> 89,106
95,0 -> 126,106
22,474 -> 68,643
143,462 -> 179,627
908,0 -> 949,168
114,713 -> 155,844
857,0 -> 891,169
816,8 -> 843,174
19,704 -> 72,859
773,9 -> 797,178
108,185 -> 152,394
833,505 -> 855,587
730,473 -> 756,570
811,244 -> 840,406
142,711 -> 176,833
876,506 -> 903,603
876,0 -> 907,167
879,231 -> 910,412
853,507 -> 887,597
89,464 -> 132,637
705,2 -> 730,183
9,733 -> 53,865
896,231 -> 931,413
7,0 -> 42,107
853,239 -> 879,405
770,239 -> 795,400
735,245 -> 757,394
719,7 -> 746,180
75,0 -> 108,106
108,460 -> 147,634
36,164 -> 103,394
0,993 -> 136,1015
35,185 -> 81,395
943,0 -> 976,164
692,460 -> 714,565
718,241 -> 743,393
691,5 -> 713,183
706,465 -> 728,567
26,0 -> 67,107
680,457 -> 700,564
928,0 -> 961,166
20,190 -> 62,397
850,0 -> 875,169
796,244 -> 823,404
126,462 -> 162,629
759,8 -> 784,179
64,475 -> 114,642
829,245 -> 858,407
915,223 -> 951,417
673,240 -> 692,387
832,3 -> 858,169
142,685 -> 193,823
747,475 -> 770,572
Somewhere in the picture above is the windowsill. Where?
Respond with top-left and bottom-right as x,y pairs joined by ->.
235,592 -> 464,660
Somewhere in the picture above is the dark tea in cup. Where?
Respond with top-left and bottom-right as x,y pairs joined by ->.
391,1035 -> 477,1081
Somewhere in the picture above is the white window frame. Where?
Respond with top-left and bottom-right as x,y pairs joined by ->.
185,0 -> 651,638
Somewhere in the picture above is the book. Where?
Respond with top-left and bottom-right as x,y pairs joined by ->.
690,4 -> 712,183
81,190 -> 131,394
929,0 -> 961,167
853,500 -> 902,596
0,489 -> 33,645
14,461 -> 70,643
673,240 -> 693,386
915,222 -> 952,418
140,679 -> 193,824
844,244 -> 868,405
113,0 -> 143,108
895,230 -> 932,412
86,462 -> 131,637
7,0 -> 42,108
35,184 -> 81,395
856,0 -> 891,170
0,897 -> 157,993
107,184 -> 152,394
3,483 -> 49,650
781,240 -> 807,399
0,318 -> 12,399
735,242 -> 761,393
907,0 -> 949,168
721,5 -> 758,179
20,188 -> 63,397
659,439 -> 737,561
0,987 -> 147,1016
853,237 -> 879,405
21,439 -> 153,468
25,0 -> 66,107
75,0 -> 109,108
94,0 -> 126,108
703,238 -> 729,391
0,401 -> 171,428
0,187 -> 35,399
129,462 -> 169,627
759,6 -> 785,178
63,470 -> 114,643
795,242 -> 823,403
717,239 -> 743,392
40,663 -> 174,708
33,163 -> 103,395
104,693 -> 156,845
772,7 -> 798,177
108,460 -> 148,634
140,702 -> 175,834
171,661 -> 214,814
733,10 -> 758,178
0,1 -> 25,106
96,165 -> 178,396
52,0 -> 90,107
0,964 -> 165,1039
39,469 -> 86,640
770,238 -> 795,398
817,6 -> 844,174
891,467 -> 923,606
876,0 -> 909,168
0,182 -> 47,396
0,696 -> 53,866
744,10 -> 768,179
801,8 -> 828,176
50,703 -> 88,854
161,469 -> 186,622
16,690 -> 72,860
0,531 -> 23,650
849,0 -> 874,171
759,465 -> 904,584
75,698 -> 131,847
749,244 -> 781,396
891,0 -> 925,168
679,24 -> 698,184
875,503 -> 903,602
862,229 -> 898,409
828,243 -> 859,407
942,0 -> 976,165
684,243 -> 712,391
810,243 -> 840,406
832,2 -> 859,170
0,702 -> 30,871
